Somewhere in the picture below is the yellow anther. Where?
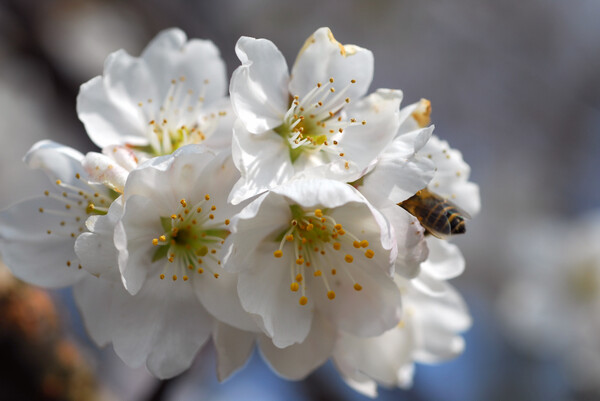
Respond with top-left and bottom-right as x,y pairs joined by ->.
205,194 -> 210,200
331,269 -> 337,275
225,219 -> 230,225
334,224 -> 343,230
171,214 -> 177,219
285,234 -> 294,242
351,79 -> 356,83
353,241 -> 360,248
39,208 -> 44,213
329,77 -> 334,83
273,250 -> 283,258
159,235 -> 166,241
160,274 -> 165,280
183,276 -> 189,281
209,214 -> 214,220
362,121 -> 366,125
65,204 -> 71,210
306,224 -> 314,231
198,268 -> 204,274
299,296 -> 308,306
365,249 -> 375,259
168,256 -> 175,263
296,258 -> 304,265
354,283 -> 363,291
295,274 -> 303,282
172,275 -> 177,281
188,264 -> 194,270
338,229 -> 346,235
333,242 -> 341,250
360,240 -> 369,248
345,254 -> 354,263
290,282 -> 299,292
196,207 -> 202,213
152,238 -> 159,246
75,173 -> 81,179
56,180 -> 62,185
180,199 -> 187,207
327,291 -> 336,300
211,205 -> 216,211
314,270 -> 322,277
44,191 -> 49,196
66,261 -> 71,266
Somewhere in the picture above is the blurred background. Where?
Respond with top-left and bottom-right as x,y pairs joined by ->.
0,0 -> 599,400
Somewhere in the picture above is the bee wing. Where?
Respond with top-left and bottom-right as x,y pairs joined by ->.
424,220 -> 452,239
443,197 -> 471,220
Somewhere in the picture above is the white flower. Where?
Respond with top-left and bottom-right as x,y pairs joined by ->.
77,28 -> 234,158
222,178 -> 401,349
0,140 -> 117,287
228,27 -> 403,203
499,213 -> 600,391
333,273 -> 471,398
81,145 -> 257,378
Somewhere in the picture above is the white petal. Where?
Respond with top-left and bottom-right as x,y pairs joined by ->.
83,152 -> 129,193
110,277 -> 213,378
271,178 -> 364,209
411,282 -> 471,363
421,237 -> 465,280
193,268 -> 259,332
319,259 -> 402,337
222,192 -> 290,273
230,36 -> 289,133
75,199 -> 123,280
359,127 -> 436,206
141,29 -> 227,105
237,245 -> 313,348
228,122 -> 294,204
25,140 -> 85,184
115,195 -> 161,295
290,27 -> 373,101
0,197 -> 87,287
334,326 -> 415,390
198,97 -> 236,152
73,275 -> 114,347
380,205 -> 428,279
77,52 -> 151,148
213,322 -> 255,382
340,89 -> 402,170
258,313 -> 335,380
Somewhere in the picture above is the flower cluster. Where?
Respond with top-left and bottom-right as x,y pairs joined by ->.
0,28 -> 480,396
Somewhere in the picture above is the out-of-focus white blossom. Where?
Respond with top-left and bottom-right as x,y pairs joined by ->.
499,212 -> 600,391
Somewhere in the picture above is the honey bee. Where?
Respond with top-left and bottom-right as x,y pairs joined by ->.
398,188 -> 469,239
